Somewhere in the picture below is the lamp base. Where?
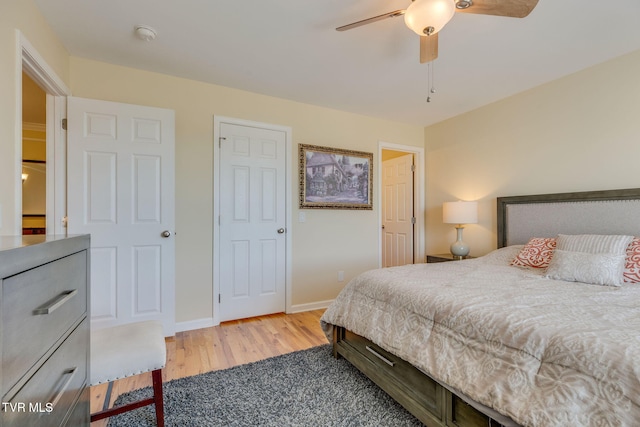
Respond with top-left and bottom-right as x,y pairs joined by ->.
450,226 -> 470,258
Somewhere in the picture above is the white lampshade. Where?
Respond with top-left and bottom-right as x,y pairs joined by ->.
404,0 -> 456,36
443,201 -> 478,225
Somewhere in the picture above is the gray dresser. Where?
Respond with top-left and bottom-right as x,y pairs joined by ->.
0,235 -> 90,427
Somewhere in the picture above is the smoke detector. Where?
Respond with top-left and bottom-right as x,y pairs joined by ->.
134,25 -> 157,41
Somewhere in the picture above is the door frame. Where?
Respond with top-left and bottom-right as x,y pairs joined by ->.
377,141 -> 425,267
18,31 -> 70,236
212,116 -> 292,326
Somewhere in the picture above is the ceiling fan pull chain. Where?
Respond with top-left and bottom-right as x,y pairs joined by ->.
426,62 -> 436,103
430,61 -> 436,94
426,62 -> 432,103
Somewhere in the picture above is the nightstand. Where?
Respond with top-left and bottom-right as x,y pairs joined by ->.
426,253 -> 473,263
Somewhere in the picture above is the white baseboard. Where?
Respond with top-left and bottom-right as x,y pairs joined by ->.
173,300 -> 334,333
288,299 -> 334,313
174,317 -> 216,333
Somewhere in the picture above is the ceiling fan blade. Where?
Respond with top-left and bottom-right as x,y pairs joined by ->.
420,34 -> 438,63
336,10 -> 406,31
455,0 -> 539,18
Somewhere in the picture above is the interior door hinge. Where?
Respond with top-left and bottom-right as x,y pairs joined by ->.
410,164 -> 416,172
411,217 -> 416,225
61,118 -> 67,130
218,294 -> 221,303
62,216 -> 68,228
219,136 -> 226,148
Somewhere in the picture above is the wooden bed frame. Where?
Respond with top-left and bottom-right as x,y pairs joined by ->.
332,187 -> 640,427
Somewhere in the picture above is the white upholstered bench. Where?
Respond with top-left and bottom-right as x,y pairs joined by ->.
90,320 -> 166,426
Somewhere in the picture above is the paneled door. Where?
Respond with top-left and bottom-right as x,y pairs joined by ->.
382,153 -> 415,267
67,97 -> 175,335
219,122 -> 287,321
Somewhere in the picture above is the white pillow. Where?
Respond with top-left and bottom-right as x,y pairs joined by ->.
546,234 -> 634,286
555,234 -> 633,254
546,250 -> 627,287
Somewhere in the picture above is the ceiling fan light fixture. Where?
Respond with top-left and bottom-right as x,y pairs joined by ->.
404,0 -> 456,36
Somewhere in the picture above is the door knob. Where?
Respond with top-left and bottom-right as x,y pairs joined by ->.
161,230 -> 172,238
277,228 -> 285,234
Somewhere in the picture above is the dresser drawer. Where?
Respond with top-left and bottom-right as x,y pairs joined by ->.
61,386 -> 90,427
338,329 -> 444,424
2,251 -> 87,394
2,319 -> 88,427
447,394 -> 493,427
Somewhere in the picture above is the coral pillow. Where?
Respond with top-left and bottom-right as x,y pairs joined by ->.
511,237 -> 557,269
624,237 -> 640,283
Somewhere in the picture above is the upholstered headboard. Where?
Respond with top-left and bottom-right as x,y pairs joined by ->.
497,188 -> 640,248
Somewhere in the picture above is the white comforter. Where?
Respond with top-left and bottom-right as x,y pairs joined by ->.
321,246 -> 640,427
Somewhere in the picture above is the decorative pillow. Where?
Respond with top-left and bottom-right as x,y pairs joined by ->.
556,234 -> 634,255
624,237 -> 640,283
546,250 -> 627,287
511,237 -> 556,268
546,234 -> 634,286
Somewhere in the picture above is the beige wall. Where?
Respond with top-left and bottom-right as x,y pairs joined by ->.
425,49 -> 640,257
0,0 -> 69,234
22,128 -> 47,227
22,128 -> 46,161
69,57 -> 424,323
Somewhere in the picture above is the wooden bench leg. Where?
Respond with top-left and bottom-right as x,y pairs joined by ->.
152,368 -> 165,427
90,369 -> 164,426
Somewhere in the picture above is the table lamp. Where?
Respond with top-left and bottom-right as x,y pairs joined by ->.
443,201 -> 478,259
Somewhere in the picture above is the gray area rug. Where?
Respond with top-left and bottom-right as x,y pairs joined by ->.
107,344 -> 424,426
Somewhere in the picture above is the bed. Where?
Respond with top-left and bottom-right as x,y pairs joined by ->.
321,188 -> 640,427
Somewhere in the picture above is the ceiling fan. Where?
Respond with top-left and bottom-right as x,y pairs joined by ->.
336,0 -> 540,63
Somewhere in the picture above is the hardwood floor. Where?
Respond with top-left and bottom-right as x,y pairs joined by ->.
90,309 -> 327,426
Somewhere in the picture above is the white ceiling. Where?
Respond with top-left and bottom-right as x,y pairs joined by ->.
34,0 -> 640,127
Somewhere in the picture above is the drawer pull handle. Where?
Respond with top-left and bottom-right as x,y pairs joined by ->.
48,367 -> 77,409
366,345 -> 395,367
33,289 -> 78,315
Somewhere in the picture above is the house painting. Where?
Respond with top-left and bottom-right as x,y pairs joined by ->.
305,151 -> 369,204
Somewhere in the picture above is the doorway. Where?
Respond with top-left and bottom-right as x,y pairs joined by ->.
382,151 -> 415,267
19,31 -> 70,236
21,72 -> 47,235
378,141 -> 425,267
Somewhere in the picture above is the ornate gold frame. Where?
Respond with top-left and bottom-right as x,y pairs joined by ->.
299,144 -> 373,210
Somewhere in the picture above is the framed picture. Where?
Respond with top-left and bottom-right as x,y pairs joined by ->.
299,144 -> 373,210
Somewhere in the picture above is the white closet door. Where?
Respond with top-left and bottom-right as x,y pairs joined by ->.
67,96 -> 175,335
219,122 -> 287,321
